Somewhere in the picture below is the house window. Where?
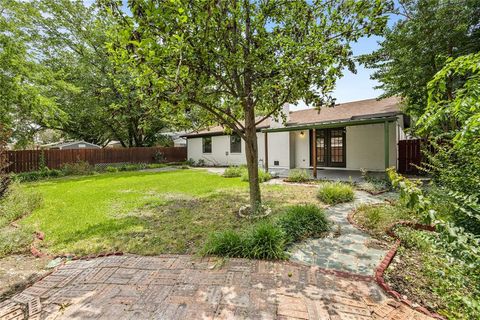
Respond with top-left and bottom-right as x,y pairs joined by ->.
230,134 -> 242,153
202,137 -> 212,153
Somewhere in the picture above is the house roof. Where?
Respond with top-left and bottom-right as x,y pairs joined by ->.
183,97 -> 401,137
42,140 -> 101,149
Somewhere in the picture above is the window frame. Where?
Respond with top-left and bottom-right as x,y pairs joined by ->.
230,134 -> 242,153
202,136 -> 212,154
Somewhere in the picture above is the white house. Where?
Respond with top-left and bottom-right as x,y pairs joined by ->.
183,97 -> 407,174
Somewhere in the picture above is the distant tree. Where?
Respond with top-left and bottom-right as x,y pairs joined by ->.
361,0 -> 480,119
104,0 -> 389,214
2,0 -> 173,147
0,0 -> 64,147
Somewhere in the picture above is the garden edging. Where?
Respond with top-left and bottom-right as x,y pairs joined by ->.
348,209 -> 445,320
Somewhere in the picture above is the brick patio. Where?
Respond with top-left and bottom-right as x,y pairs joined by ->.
0,254 -> 432,319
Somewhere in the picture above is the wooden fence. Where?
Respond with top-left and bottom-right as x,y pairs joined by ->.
4,147 -> 187,173
398,139 -> 423,175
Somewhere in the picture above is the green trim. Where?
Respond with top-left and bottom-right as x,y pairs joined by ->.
262,116 -> 398,133
384,120 -> 390,169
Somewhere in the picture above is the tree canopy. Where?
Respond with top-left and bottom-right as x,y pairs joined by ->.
361,0 -> 480,119
104,0 -> 390,212
1,0 -> 175,148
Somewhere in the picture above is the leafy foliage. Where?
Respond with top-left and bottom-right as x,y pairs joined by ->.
317,181 -> 354,205
361,0 -> 480,117
223,166 -> 246,178
1,0 -> 173,147
103,0 -> 390,213
277,205 -> 330,244
240,169 -> 272,183
285,169 -> 310,183
389,228 -> 480,320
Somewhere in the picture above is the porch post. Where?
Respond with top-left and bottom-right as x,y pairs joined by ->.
264,132 -> 268,172
384,121 -> 390,169
312,128 -> 317,178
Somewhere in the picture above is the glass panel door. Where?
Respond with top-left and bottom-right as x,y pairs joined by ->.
329,129 -> 345,165
316,130 -> 326,166
311,128 -> 346,167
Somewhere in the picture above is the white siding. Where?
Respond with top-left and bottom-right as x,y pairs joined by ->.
187,119 -> 402,171
345,122 -> 397,171
187,133 -> 266,167
266,131 -> 291,169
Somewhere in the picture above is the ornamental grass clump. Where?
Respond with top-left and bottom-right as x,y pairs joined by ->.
285,169 -> 310,183
203,221 -> 286,260
223,166 -> 245,178
240,168 -> 272,183
277,204 -> 330,244
317,181 -> 354,205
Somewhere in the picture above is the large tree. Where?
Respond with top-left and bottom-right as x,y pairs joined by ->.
2,0 -> 174,147
361,0 -> 480,118
104,0 -> 389,213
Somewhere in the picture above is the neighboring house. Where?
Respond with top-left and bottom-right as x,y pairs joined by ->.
41,141 -> 102,150
105,140 -> 124,149
183,97 -> 408,172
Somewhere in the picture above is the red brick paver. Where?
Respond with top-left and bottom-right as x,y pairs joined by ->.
0,255 -> 432,319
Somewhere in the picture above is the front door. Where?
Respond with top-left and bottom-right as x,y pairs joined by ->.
310,128 -> 346,167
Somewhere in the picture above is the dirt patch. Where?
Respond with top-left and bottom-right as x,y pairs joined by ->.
0,254 -> 49,301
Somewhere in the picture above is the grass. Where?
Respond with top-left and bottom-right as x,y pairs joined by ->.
277,204 -> 330,244
18,169 -> 320,256
317,181 -> 354,205
0,182 -> 41,257
353,203 -> 416,238
203,204 -> 329,260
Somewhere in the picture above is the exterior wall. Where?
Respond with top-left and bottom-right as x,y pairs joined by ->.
267,132 -> 291,169
187,118 -> 402,171
187,133 -> 266,167
294,121 -> 399,171
345,122 -> 397,171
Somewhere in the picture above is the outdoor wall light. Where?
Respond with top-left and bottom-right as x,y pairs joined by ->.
300,131 -> 304,137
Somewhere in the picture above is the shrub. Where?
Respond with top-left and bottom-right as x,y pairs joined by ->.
0,182 -> 42,228
202,230 -> 244,257
285,169 -> 310,183
105,166 -> 119,173
243,221 -> 286,260
240,168 -> 272,183
223,166 -> 245,178
61,161 -> 93,175
0,227 -> 33,258
317,181 -> 354,205
203,221 -> 287,260
277,204 -> 330,244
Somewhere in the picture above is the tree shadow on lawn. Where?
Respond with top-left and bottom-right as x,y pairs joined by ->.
46,185 -> 320,256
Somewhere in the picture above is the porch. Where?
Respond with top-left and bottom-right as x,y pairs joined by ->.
262,114 -> 400,177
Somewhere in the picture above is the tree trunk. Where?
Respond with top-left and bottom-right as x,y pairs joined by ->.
244,107 -> 262,214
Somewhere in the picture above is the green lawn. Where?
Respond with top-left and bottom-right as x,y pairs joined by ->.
22,169 -> 319,256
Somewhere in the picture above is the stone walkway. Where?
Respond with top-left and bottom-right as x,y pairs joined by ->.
0,255 -> 432,319
290,191 -> 395,276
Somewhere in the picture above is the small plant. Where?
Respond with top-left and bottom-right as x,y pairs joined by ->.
243,221 -> 286,260
203,230 -> 244,257
223,166 -> 245,178
277,204 -> 330,244
0,181 -> 42,228
203,221 -> 287,260
61,160 -> 93,176
317,181 -> 354,205
153,151 -> 166,163
105,166 -> 119,173
285,169 -> 310,183
240,168 -> 272,183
